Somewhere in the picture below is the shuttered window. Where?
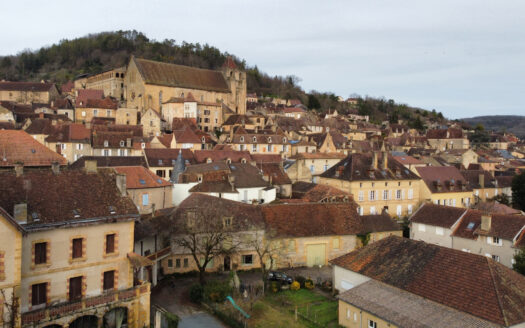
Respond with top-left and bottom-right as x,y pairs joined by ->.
31,283 -> 47,306
103,271 -> 115,291
34,242 -> 47,265
69,276 -> 82,301
106,234 -> 115,254
72,238 -> 83,259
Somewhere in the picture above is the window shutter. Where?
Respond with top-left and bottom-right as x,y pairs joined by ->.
72,238 -> 83,259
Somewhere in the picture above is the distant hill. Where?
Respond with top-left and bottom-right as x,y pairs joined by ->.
461,115 -> 525,138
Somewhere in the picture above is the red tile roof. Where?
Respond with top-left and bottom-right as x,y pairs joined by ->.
0,169 -> 138,227
416,166 -> 472,193
75,89 -> 104,107
144,148 -> 195,167
0,130 -> 67,167
292,182 -> 351,202
77,97 -> 118,109
426,128 -> 464,139
0,81 -> 56,92
113,166 -> 171,189
193,149 -> 252,164
410,203 -> 467,228
330,236 -> 525,326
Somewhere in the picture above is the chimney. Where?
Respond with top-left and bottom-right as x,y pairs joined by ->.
481,214 -> 491,231
372,152 -> 378,170
14,163 -> 24,177
126,138 -> 132,148
229,175 -> 236,191
381,144 -> 388,170
255,126 -> 259,133
479,173 -> 485,188
116,173 -> 127,197
51,162 -> 60,175
229,128 -> 234,141
39,112 -> 44,119
84,160 -> 98,173
13,203 -> 27,223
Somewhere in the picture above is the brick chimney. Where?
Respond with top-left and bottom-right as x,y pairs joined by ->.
372,152 -> 378,170
481,214 -> 491,231
116,173 -> 127,197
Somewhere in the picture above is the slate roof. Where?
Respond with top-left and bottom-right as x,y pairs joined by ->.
0,130 -> 67,167
228,163 -> 269,188
472,201 -> 522,215
330,236 -> 525,326
258,163 -> 291,185
193,150 -> 252,164
133,57 -> 231,93
320,153 -> 421,182
393,155 -> 424,165
24,118 -> 57,135
113,166 -> 171,189
416,166 -> 472,193
70,156 -> 148,169
410,203 -> 467,228
0,169 -> 138,229
261,202 -> 399,238
338,280 -> 500,328
144,148 -> 196,167
461,170 -> 497,189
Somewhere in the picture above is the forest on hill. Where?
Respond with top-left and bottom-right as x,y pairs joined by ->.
461,115 -> 525,138
0,30 -> 445,127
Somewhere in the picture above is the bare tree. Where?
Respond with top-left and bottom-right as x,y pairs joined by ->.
0,288 -> 19,328
173,206 -> 239,285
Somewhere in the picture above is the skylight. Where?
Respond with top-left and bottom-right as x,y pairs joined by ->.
139,179 -> 146,185
467,222 -> 475,230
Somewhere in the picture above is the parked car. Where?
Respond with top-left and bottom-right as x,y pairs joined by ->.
268,271 -> 293,284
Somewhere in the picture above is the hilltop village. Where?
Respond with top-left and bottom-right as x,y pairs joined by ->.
1,55 -> 525,328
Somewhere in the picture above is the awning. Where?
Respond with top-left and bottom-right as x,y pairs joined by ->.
127,252 -> 154,268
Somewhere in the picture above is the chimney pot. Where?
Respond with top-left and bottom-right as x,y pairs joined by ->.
84,160 -> 98,173
481,214 -> 491,231
479,173 -> 485,188
51,162 -> 60,175
14,203 -> 27,223
116,173 -> 127,196
14,163 -> 24,177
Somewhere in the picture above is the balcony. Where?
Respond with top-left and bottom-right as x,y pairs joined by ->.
21,283 -> 150,326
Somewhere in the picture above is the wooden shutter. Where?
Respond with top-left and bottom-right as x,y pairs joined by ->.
103,271 -> 115,290
106,234 -> 115,254
31,283 -> 47,306
72,238 -> 83,259
35,242 -> 47,264
69,276 -> 82,301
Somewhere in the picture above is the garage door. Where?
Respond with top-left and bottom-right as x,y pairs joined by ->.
306,244 -> 326,267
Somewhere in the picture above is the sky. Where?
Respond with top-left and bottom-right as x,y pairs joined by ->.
1,0 -> 525,119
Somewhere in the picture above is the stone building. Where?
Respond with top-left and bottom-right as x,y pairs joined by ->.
85,67 -> 126,101
0,82 -> 59,105
124,56 -> 246,115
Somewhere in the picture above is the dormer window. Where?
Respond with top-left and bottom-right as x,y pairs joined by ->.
240,136 -> 244,142
141,143 -> 146,149
206,158 -> 212,163
104,140 -> 109,147
198,175 -> 203,182
227,158 -> 232,164
241,158 -> 247,164
268,137 -> 272,143
283,137 -> 287,143
202,137 -> 206,143
223,216 -> 233,228
227,137 -> 231,143
253,136 -> 257,143
119,140 -> 125,147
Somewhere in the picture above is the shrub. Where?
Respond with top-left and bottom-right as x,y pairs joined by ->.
164,312 -> 180,328
204,280 -> 232,303
295,275 -> 306,288
270,281 -> 281,293
189,284 -> 204,303
305,279 -> 314,290
290,281 -> 300,291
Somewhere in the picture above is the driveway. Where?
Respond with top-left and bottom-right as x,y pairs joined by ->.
151,276 -> 226,328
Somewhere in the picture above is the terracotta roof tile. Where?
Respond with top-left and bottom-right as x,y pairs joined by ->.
113,166 -> 171,189
416,166 -> 472,193
410,203 -> 467,228
144,148 -> 195,167
0,130 -> 67,167
193,149 -> 252,163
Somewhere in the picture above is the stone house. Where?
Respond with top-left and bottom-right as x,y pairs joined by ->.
426,127 -> 470,151
222,126 -> 291,156
113,166 -> 173,215
44,123 -> 92,163
319,150 -> 421,217
461,170 -> 507,203
85,67 -> 126,100
416,166 -> 473,207
75,98 -> 118,124
140,108 -> 162,137
0,167 -> 151,328
331,236 -> 525,327
410,203 -> 466,248
286,152 -> 345,183
144,148 -> 195,181
0,81 -> 59,105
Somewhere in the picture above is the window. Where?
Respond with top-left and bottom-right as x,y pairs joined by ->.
106,234 -> 116,254
310,165 -> 315,173
242,254 -> 253,265
31,283 -> 47,306
252,144 -> 257,152
103,270 -> 115,291
183,258 -> 189,268
408,204 -> 413,214
118,149 -> 127,156
436,227 -> 444,235
34,242 -> 47,265
252,136 -> 257,143
175,259 -> 181,268
93,109 -> 98,116
368,319 -> 377,328
369,190 -> 375,201
223,216 -> 232,228
396,205 -> 402,216
76,143 -> 83,150
491,236 -> 502,246
383,190 -> 389,200
358,191 -> 364,202
346,309 -> 351,319
156,170 -> 166,178
333,238 -> 340,249
72,238 -> 83,259
418,224 -> 426,232
120,140 -> 125,147
81,111 -> 86,117
104,140 -> 109,147
323,165 -> 328,172
492,255 -> 500,262
396,190 -> 402,200
168,259 -> 173,268
408,189 -> 413,199
462,248 -> 471,253
370,206 -> 376,214
69,276 -> 83,301
142,194 -> 149,206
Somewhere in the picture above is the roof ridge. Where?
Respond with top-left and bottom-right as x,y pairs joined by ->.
486,257 -> 508,326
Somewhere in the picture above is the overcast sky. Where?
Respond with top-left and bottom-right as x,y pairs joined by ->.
1,0 -> 524,119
